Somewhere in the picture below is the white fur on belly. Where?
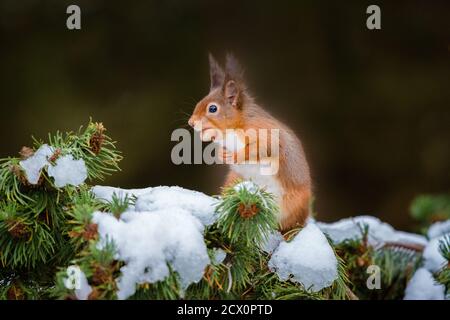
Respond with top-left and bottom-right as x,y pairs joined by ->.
231,164 -> 284,202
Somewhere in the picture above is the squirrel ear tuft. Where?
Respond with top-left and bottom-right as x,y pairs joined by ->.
225,53 -> 243,80
209,53 -> 225,90
224,80 -> 240,108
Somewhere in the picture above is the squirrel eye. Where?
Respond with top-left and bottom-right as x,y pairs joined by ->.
208,104 -> 218,113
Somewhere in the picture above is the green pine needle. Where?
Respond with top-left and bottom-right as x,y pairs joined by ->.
215,180 -> 279,247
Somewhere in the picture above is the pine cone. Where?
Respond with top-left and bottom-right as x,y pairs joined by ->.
7,285 -> 25,300
91,264 -> 112,286
82,223 -> 98,241
10,164 -> 44,187
19,146 -> 34,159
356,257 -> 366,267
91,263 -> 115,286
89,122 -> 105,155
7,220 -> 31,240
10,164 -> 27,185
237,203 -> 260,219
357,242 -> 368,254
88,287 -> 101,300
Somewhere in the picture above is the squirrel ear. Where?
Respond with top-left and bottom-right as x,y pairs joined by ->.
209,53 -> 225,90
224,80 -> 240,108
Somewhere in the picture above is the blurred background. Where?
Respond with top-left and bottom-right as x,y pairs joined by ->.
0,0 -> 449,230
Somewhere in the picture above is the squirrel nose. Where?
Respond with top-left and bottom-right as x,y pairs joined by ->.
188,118 -> 195,128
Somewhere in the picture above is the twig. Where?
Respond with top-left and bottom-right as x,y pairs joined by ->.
344,284 -> 359,300
382,241 -> 425,252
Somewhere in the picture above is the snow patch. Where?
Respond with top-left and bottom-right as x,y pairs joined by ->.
90,185 -> 220,299
93,208 -> 210,300
317,215 -> 427,247
404,268 -> 445,300
92,185 -> 218,226
428,220 -> 450,239
19,144 -> 87,187
260,231 -> 284,254
19,144 -> 54,184
47,155 -> 87,188
134,186 -> 219,226
211,248 -> 227,265
423,235 -> 448,273
63,265 -> 92,300
91,186 -> 152,207
233,181 -> 259,194
268,223 -> 338,292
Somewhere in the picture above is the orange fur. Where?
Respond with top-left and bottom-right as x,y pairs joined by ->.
279,184 -> 311,232
223,171 -> 242,188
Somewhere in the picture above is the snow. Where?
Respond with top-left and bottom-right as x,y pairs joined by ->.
134,186 -> 219,226
428,220 -> 450,239
92,186 -> 153,204
19,144 -> 54,184
423,235 -> 448,273
404,222 -> 449,299
63,265 -> 92,300
404,268 -> 445,300
211,248 -> 227,265
19,144 -> 87,188
317,215 -> 427,247
47,155 -> 87,188
268,223 -> 338,292
74,269 -> 93,300
92,185 -> 218,226
260,231 -> 284,254
90,185 -> 219,299
393,231 -> 428,246
93,208 -> 210,299
233,180 -> 275,210
233,181 -> 259,193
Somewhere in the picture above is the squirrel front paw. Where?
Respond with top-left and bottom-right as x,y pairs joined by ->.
218,147 -> 236,164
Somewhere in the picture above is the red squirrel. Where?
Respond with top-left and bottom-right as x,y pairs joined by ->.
188,54 -> 312,232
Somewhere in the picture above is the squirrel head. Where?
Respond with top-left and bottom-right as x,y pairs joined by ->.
189,53 -> 248,141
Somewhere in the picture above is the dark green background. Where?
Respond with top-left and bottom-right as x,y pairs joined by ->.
1,0 -> 449,230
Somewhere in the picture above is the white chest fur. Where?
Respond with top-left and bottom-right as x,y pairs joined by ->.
231,164 -> 284,201
215,130 -> 246,152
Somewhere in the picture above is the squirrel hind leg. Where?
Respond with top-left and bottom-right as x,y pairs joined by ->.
279,185 -> 312,233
